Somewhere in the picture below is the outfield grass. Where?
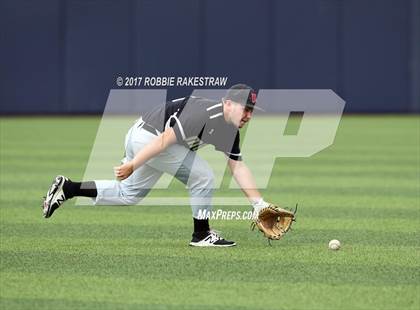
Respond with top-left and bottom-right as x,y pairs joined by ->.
0,115 -> 419,310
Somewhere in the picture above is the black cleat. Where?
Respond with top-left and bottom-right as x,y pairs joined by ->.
42,175 -> 68,218
189,230 -> 236,247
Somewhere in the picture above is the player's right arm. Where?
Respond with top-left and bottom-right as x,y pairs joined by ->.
114,127 -> 177,180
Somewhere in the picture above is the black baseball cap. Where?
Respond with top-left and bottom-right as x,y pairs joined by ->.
224,84 -> 258,110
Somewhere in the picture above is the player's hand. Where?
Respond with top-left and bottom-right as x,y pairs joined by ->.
114,162 -> 134,180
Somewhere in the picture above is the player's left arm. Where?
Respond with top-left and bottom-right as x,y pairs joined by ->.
227,158 -> 262,204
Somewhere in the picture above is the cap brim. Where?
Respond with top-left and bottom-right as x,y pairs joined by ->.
246,104 -> 265,112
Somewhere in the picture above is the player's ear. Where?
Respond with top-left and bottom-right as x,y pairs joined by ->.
224,99 -> 233,108
222,99 -> 232,118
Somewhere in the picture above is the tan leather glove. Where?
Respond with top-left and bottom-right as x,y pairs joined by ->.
251,204 -> 297,240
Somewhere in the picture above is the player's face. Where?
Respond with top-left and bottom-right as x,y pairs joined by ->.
231,102 -> 253,128
239,106 -> 253,128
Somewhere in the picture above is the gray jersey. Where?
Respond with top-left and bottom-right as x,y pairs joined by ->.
142,96 -> 242,161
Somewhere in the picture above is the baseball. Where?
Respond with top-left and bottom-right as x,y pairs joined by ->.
328,239 -> 341,250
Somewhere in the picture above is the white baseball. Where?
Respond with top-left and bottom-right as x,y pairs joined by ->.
328,239 -> 341,250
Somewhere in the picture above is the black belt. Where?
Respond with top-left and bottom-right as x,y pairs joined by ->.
138,121 -> 159,135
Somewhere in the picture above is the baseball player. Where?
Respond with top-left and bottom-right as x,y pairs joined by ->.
42,84 -> 273,247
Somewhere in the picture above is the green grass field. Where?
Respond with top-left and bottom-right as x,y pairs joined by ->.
1,115 -> 419,309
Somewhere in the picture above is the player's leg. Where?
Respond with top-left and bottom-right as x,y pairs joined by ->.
147,144 -> 236,247
42,175 -> 96,218
93,121 -> 165,205
94,163 -> 162,205
177,152 -> 236,247
42,163 -> 162,218
42,121 -> 162,217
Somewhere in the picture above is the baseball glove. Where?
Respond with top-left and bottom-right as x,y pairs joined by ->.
251,204 -> 297,241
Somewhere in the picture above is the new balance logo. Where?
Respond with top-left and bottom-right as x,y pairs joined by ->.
204,234 -> 219,243
56,194 -> 66,205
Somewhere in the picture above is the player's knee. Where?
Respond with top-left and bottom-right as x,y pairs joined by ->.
204,169 -> 215,188
122,195 -> 141,205
121,187 -> 150,205
194,168 -> 214,190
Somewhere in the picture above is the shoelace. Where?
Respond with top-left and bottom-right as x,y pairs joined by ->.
208,230 -> 222,241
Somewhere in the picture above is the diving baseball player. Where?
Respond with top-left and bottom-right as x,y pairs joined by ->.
42,84 -> 276,247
